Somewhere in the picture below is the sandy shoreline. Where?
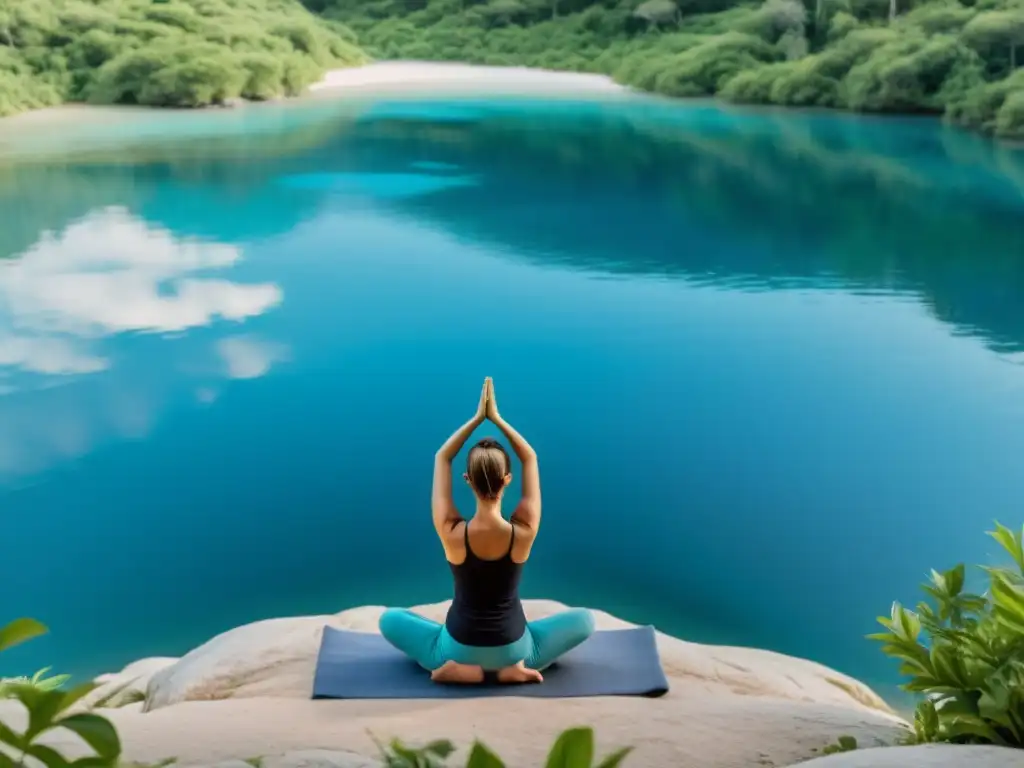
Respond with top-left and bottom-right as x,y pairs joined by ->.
310,60 -> 627,95
0,62 -> 629,140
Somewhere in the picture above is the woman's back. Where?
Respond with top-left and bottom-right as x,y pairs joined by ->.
446,521 -> 526,646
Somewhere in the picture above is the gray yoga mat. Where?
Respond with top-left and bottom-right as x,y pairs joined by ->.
311,625 -> 669,699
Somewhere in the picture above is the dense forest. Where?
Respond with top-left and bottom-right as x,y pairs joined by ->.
0,0 -> 1023,138
0,0 -> 365,116
311,0 -> 1024,138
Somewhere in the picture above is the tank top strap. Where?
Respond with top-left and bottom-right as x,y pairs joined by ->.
463,521 -> 475,560
506,523 -> 516,557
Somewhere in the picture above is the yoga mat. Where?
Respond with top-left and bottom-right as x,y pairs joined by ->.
312,625 -> 669,699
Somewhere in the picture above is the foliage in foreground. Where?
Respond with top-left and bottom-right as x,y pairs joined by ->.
315,0 -> 1024,139
869,522 -> 1024,747
0,0 -> 367,116
377,727 -> 632,767
0,617 -> 122,768
821,735 -> 858,754
0,666 -> 72,698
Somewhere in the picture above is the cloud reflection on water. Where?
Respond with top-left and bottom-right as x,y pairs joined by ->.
1,205 -> 280,343
217,335 -> 291,380
0,207 -> 286,480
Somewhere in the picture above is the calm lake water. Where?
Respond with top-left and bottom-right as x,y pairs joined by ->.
2,94 -> 1024,706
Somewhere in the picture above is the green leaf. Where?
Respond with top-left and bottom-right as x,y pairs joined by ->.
990,570 -> 1024,630
837,736 -> 857,751
929,644 -> 963,688
423,740 -> 455,760
918,699 -> 939,739
0,618 -> 48,653
24,689 -> 71,741
995,611 -> 1024,636
895,604 -> 922,642
36,674 -> 72,693
56,714 -> 121,761
47,676 -> 72,691
545,728 -> 595,768
989,522 -> 1024,574
0,718 -> 25,751
388,741 -> 420,766
466,742 -> 505,768
71,759 -> 119,768
865,631 -> 894,643
61,683 -> 99,713
979,686 -> 1014,730
594,747 -> 633,768
945,564 -> 966,597
26,743 -> 72,768
936,693 -> 980,717
0,752 -> 15,768
943,714 -> 1005,745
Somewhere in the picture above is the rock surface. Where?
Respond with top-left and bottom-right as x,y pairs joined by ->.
77,656 -> 178,711
796,744 -> 1024,767
8,600 -> 917,768
261,749 -> 381,768
144,600 -> 895,715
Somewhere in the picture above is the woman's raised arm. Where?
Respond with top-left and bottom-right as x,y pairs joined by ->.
432,379 -> 489,537
487,381 -> 541,534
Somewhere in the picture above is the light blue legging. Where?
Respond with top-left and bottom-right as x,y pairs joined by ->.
378,607 -> 596,672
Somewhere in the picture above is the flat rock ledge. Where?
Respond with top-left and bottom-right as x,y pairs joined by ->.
8,600 -> 1010,768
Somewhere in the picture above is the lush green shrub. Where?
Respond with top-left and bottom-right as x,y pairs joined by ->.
719,61 -> 788,101
652,32 -> 779,96
378,726 -> 632,767
0,0 -> 366,116
770,61 -> 840,105
840,33 -> 980,112
0,618 -> 122,767
902,2 -> 975,35
994,88 -> 1024,137
962,10 -> 1024,71
869,523 -> 1024,746
315,0 -> 1024,139
827,11 -> 862,41
946,66 -> 1024,136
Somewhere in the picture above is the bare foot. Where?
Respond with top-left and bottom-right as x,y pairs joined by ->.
496,661 -> 543,684
430,661 -> 484,685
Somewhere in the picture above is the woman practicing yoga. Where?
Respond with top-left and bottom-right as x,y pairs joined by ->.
379,377 -> 595,684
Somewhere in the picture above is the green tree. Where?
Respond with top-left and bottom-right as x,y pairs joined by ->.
963,11 -> 1024,70
633,0 -> 680,30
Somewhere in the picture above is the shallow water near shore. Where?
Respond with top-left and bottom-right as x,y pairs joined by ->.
1,90 -> 1024,709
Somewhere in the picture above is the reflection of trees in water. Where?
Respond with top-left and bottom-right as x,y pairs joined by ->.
2,99 -> 1024,351
0,105 -> 365,252
341,103 -> 1024,353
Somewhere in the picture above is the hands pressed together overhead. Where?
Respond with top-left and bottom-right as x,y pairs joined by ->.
475,377 -> 501,423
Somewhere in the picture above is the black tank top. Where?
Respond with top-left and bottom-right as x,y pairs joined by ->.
445,522 -> 527,647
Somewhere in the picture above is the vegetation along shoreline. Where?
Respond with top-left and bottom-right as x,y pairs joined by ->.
1,0 -> 1023,140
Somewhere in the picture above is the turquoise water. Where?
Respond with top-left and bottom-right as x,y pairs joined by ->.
2,95 -> 1024,706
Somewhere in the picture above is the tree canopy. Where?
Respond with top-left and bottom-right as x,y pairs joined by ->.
314,0 -> 1024,139
1,0 -> 1023,139
0,0 -> 366,116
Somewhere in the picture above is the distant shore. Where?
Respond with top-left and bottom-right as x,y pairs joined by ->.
309,61 -> 628,97
0,62 -> 629,130
0,62 -> 634,158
